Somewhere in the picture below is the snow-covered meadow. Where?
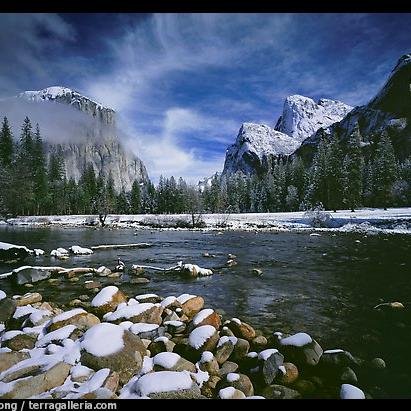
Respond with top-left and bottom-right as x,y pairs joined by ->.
2,207 -> 411,235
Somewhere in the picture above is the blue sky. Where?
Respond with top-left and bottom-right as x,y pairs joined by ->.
0,13 -> 410,182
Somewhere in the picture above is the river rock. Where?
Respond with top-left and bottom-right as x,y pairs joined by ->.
277,362 -> 299,385
91,286 -> 127,317
0,351 -> 30,372
153,352 -> 196,372
104,303 -> 163,325
201,375 -> 221,398
218,387 -> 245,399
215,336 -> 236,365
341,367 -> 358,385
192,309 -> 221,330
227,318 -> 256,341
279,332 -> 323,366
259,349 -> 285,385
340,384 -> 365,399
0,297 -> 16,323
134,371 -> 203,399
81,323 -> 146,384
251,268 -> 263,276
12,267 -> 58,285
14,292 -> 42,306
218,373 -> 254,397
81,388 -> 118,399
293,379 -> 316,395
103,371 -> 120,393
251,335 -> 267,351
230,338 -> 250,362
48,308 -> 100,332
198,351 -> 220,376
178,295 -> 204,318
130,277 -> 150,284
135,294 -> 162,304
319,349 -> 360,370
0,362 -> 71,399
1,362 -> 43,383
369,357 -> 386,370
3,333 -> 36,351
219,361 -> 239,377
0,244 -> 30,262
96,266 -> 111,277
84,281 -> 101,290
148,337 -> 175,356
163,320 -> 186,335
188,325 -> 219,353
70,365 -> 94,383
261,384 -> 301,399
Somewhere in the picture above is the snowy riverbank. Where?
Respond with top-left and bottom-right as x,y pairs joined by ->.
2,208 -> 411,235
0,281 -> 389,399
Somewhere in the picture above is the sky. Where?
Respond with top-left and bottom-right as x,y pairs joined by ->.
0,13 -> 410,183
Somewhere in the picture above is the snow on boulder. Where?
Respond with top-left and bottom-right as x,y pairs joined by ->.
91,286 -> 127,317
177,294 -> 204,318
36,325 -> 77,347
257,349 -> 285,385
181,264 -> 213,277
69,246 -> 93,255
218,386 -> 246,399
192,309 -> 221,330
103,302 -> 163,325
96,266 -> 111,277
280,332 -> 312,347
33,249 -> 45,256
0,361 -> 71,399
188,325 -> 219,352
50,248 -> 69,259
153,352 -> 196,373
133,370 -> 202,399
0,242 -> 32,262
278,332 -> 323,366
135,294 -> 162,304
129,323 -> 161,340
48,308 -> 100,332
215,336 -> 237,365
9,266 -> 62,285
160,296 -> 180,309
227,318 -> 256,342
0,290 -> 6,301
340,384 -> 365,399
80,323 -> 146,384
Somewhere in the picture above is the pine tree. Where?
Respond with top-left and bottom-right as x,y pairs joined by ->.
47,146 -> 66,214
326,134 -> 343,211
32,124 -> 48,214
0,117 -> 14,167
14,117 -> 35,214
130,180 -> 141,214
373,131 -> 397,210
342,125 -> 364,212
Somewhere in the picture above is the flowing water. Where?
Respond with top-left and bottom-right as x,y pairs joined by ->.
1,226 -> 410,396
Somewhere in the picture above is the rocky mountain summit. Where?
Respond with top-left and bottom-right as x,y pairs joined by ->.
9,86 -> 149,192
297,54 -> 411,160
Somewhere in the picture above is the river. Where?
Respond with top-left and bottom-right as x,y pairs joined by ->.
0,226 -> 410,396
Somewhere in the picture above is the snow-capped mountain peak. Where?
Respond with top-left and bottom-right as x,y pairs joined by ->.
222,122 -> 300,176
18,86 -> 115,126
275,94 -> 353,142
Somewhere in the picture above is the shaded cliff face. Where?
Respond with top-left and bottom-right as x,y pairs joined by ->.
297,54 -> 411,161
6,86 -> 149,192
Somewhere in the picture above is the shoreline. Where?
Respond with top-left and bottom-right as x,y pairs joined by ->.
1,207 -> 411,235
